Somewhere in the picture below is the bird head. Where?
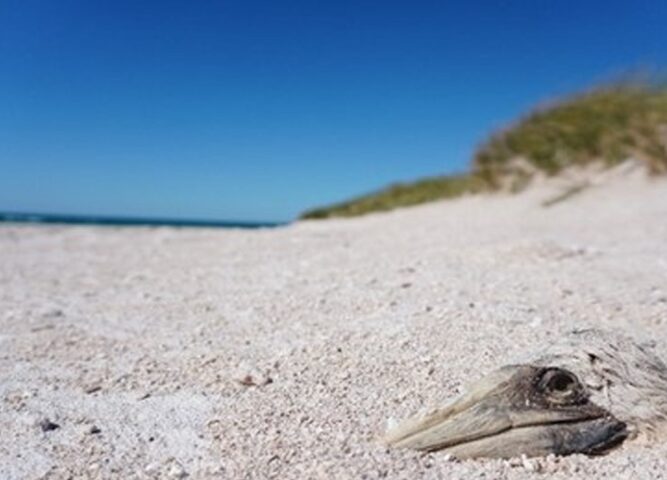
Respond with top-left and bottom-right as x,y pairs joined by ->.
384,329 -> 667,459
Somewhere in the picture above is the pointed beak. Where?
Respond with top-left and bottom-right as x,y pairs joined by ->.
384,366 -> 628,459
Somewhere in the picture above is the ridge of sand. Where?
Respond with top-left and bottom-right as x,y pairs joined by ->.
1,169 -> 666,478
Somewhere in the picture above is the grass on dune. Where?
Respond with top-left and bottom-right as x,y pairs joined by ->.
300,173 -> 486,219
300,82 -> 667,220
473,82 -> 667,187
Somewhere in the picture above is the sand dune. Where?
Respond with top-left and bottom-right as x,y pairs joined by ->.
1,168 -> 667,479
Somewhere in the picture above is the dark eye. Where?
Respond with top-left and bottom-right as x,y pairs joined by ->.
537,368 -> 584,403
546,371 -> 576,392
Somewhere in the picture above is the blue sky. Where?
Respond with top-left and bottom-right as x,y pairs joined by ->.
1,1 -> 666,222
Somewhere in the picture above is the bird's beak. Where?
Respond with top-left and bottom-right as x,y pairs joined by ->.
384,365 -> 628,459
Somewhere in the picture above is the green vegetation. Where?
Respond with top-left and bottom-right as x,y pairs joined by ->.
300,173 -> 486,219
474,82 -> 667,187
300,82 -> 667,219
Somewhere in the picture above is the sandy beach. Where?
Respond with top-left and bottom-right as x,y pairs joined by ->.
2,167 -> 667,479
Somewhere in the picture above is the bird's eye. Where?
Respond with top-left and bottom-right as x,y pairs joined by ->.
537,368 -> 582,402
547,371 -> 575,392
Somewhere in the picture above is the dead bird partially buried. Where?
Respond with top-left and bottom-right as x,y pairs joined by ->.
384,329 -> 667,459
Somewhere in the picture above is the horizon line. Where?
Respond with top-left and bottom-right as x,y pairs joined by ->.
0,210 -> 286,229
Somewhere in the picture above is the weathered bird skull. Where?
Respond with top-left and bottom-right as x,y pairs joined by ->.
384,329 -> 667,459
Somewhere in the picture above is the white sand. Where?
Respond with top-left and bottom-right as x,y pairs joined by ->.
2,167 -> 667,479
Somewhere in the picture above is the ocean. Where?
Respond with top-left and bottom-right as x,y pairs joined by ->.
0,212 -> 284,229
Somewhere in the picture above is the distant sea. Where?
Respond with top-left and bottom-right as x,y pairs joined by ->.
0,212 -> 284,229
